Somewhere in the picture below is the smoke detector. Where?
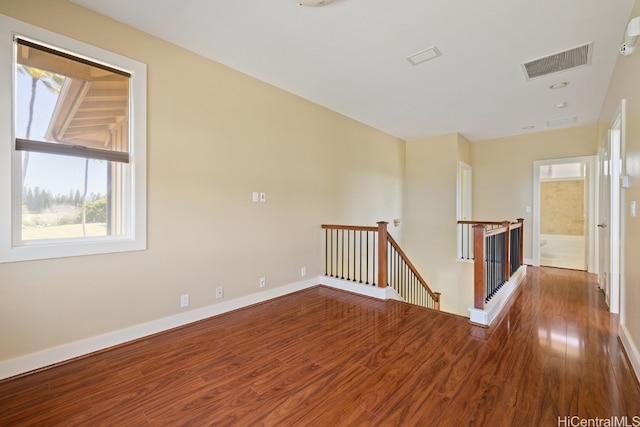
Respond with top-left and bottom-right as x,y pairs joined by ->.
296,0 -> 335,6
620,16 -> 640,56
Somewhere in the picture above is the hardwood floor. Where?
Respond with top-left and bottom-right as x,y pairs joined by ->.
1,267 -> 639,426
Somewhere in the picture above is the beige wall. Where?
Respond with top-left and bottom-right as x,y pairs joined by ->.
472,125 -> 598,260
403,133 -> 473,316
598,0 -> 640,377
403,127 -> 596,316
540,180 -> 585,235
457,133 -> 473,165
0,1 -> 405,362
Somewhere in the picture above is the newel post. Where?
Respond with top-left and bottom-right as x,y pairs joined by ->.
473,224 -> 485,309
377,221 -> 388,288
502,221 -> 511,280
517,218 -> 524,266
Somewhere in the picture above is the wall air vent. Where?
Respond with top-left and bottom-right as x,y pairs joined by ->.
522,43 -> 593,80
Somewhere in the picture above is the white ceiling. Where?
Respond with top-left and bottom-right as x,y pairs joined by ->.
71,0 -> 635,141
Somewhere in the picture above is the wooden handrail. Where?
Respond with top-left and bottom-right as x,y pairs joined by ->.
457,220 -> 505,226
484,225 -> 509,237
321,224 -> 378,232
457,220 -> 523,226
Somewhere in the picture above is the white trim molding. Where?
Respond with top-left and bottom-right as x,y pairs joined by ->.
0,13 -> 148,263
468,265 -> 527,326
619,324 -> 640,385
531,156 -> 596,273
319,275 -> 404,301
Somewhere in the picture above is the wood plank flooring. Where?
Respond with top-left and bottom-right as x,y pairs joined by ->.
1,267 -> 639,426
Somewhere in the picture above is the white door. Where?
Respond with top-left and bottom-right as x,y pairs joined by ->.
598,138 -> 611,304
598,107 -> 622,313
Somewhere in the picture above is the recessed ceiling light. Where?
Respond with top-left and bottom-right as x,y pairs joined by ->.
549,81 -> 570,89
556,101 -> 568,108
522,125 -> 535,130
406,47 -> 442,66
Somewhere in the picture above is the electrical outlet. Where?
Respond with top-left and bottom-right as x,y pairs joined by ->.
180,294 -> 189,308
252,192 -> 259,203
301,267 -> 306,277
259,277 -> 266,288
216,286 -> 224,299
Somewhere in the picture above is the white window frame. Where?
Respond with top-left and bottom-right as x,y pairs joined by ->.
0,14 -> 147,263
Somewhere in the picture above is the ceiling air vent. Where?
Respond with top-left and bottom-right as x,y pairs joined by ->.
407,46 -> 442,66
522,43 -> 593,80
546,116 -> 577,127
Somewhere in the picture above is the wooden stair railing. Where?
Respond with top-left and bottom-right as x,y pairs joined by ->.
322,221 -> 440,310
469,219 -> 524,310
456,220 -> 505,260
386,231 -> 441,310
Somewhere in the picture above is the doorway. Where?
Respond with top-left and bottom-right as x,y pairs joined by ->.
532,156 -> 596,272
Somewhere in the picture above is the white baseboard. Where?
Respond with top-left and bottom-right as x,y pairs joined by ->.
0,277 -> 319,381
319,276 -> 403,301
619,323 -> 640,385
468,265 -> 527,326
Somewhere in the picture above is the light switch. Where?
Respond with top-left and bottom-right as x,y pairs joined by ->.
622,175 -> 630,189
631,201 -> 637,218
260,192 -> 266,202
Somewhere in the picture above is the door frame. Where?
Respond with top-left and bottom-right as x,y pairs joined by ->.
532,156 -> 596,272
456,161 -> 472,259
457,161 -> 472,221
598,99 -> 626,315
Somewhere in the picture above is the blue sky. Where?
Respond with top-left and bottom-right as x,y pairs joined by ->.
16,68 -> 107,198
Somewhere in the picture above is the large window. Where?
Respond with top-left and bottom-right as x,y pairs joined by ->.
0,14 -> 146,262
